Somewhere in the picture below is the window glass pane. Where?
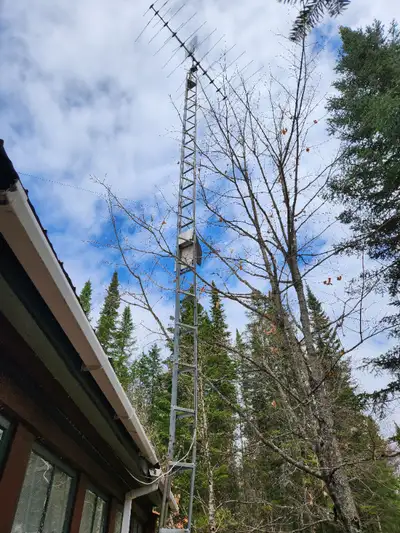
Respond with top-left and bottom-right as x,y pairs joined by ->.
12,453 -> 54,533
79,490 -> 97,533
79,490 -> 107,533
114,509 -> 123,533
92,497 -> 106,533
11,450 -> 74,533
0,414 -> 11,465
42,469 -> 72,533
0,414 -> 10,431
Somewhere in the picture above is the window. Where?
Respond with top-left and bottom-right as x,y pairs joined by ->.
79,488 -> 107,533
11,446 -> 75,533
132,520 -> 143,533
0,413 -> 12,466
114,507 -> 123,533
0,415 -> 10,442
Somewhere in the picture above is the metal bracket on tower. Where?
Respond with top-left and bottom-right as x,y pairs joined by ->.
160,530 -> 189,533
178,228 -> 202,270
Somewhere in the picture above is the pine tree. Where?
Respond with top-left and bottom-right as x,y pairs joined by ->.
207,283 -> 236,451
307,289 -> 400,531
307,286 -> 341,356
145,344 -> 167,430
131,344 -> 162,418
237,288 -> 400,532
241,292 -> 313,531
96,271 -> 120,356
155,287 -> 239,532
112,305 -> 135,391
200,283 -> 238,532
128,284 -> 400,532
234,328 -> 261,527
307,286 -> 348,402
79,280 -> 92,320
368,345 -> 400,406
328,21 -> 400,296
327,22 -> 400,405
278,0 -> 350,42
131,344 -> 169,446
176,292 -> 213,527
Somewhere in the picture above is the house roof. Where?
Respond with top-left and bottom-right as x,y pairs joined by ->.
0,140 -> 19,189
0,140 -> 80,302
0,140 -> 177,510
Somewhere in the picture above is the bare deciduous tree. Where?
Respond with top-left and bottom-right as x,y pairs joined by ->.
96,39 -> 394,533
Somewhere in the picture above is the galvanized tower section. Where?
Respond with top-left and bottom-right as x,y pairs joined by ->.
159,58 -> 202,533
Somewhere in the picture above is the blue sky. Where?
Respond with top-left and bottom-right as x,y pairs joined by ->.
1,0 -> 400,431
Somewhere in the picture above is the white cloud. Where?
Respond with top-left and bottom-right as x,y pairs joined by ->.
2,0 -> 400,429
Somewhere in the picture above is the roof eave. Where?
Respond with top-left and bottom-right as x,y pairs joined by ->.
0,179 -> 159,467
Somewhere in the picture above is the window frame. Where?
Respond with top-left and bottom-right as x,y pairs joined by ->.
132,518 -> 144,533
33,443 -> 76,479
0,413 -> 13,470
80,483 -> 109,533
113,504 -> 123,533
34,443 -> 77,533
11,442 -> 77,533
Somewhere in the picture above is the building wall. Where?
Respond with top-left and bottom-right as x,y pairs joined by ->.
0,312 -> 155,533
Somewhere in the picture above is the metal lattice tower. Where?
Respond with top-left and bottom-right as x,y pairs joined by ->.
137,3 -> 262,529
138,4 -> 234,530
159,60 -> 201,533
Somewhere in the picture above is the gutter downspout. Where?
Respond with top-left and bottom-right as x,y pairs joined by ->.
121,481 -> 179,533
121,484 -> 160,533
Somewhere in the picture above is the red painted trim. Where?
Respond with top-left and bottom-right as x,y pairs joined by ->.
107,498 -> 119,533
0,424 -> 34,533
70,474 -> 88,533
0,375 -> 124,501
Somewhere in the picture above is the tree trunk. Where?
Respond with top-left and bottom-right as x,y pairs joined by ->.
316,427 -> 361,533
207,469 -> 217,533
199,374 -> 217,533
288,255 -> 362,533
